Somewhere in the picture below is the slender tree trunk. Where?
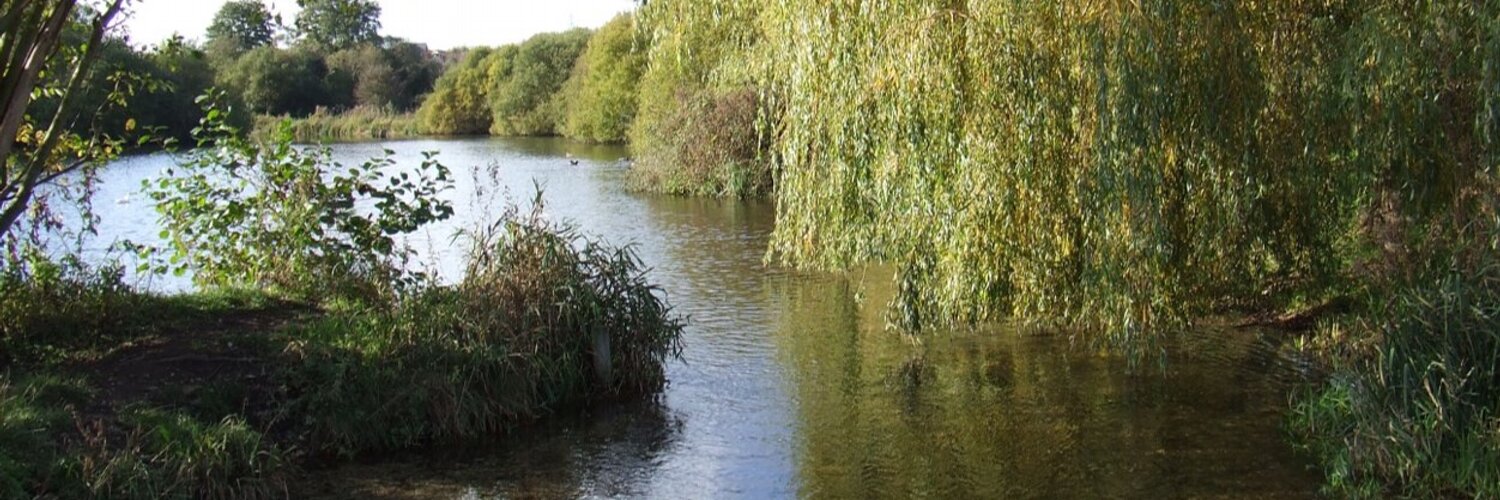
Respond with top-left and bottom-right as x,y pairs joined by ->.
0,0 -> 125,238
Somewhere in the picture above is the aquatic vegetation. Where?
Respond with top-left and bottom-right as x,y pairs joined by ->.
1292,211 -> 1500,498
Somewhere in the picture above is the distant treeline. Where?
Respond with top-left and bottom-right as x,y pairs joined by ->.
69,0 -> 441,145
417,11 -> 769,197
81,3 -> 767,196
417,17 -> 644,143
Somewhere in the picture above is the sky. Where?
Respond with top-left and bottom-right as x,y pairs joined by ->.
121,0 -> 638,50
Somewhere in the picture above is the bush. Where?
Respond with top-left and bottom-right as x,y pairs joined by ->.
626,0 -> 766,196
281,196 -> 683,455
418,48 -> 503,135
217,46 -> 331,116
488,29 -> 592,136
324,42 -> 438,112
628,87 -> 771,197
148,95 -> 455,301
0,254 -> 139,365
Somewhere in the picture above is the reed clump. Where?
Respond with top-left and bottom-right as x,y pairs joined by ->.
279,196 -> 683,455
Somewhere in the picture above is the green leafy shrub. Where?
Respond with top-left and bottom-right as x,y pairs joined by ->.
148,95 -> 455,300
628,0 -> 766,196
217,46 -> 331,116
418,48 -> 504,135
627,87 -> 770,197
0,254 -> 139,365
322,42 -> 437,113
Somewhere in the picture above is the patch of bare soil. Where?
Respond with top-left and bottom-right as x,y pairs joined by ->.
74,304 -> 318,420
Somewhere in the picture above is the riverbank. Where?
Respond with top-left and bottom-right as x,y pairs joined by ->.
0,203 -> 683,498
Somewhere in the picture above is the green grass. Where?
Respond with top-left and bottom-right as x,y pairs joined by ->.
0,375 -> 289,500
1290,244 -> 1500,498
0,375 -> 87,498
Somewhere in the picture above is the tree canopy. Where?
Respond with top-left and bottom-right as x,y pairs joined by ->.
561,14 -> 645,143
218,45 -> 329,116
294,0 -> 381,51
489,28 -> 591,136
206,0 -> 277,54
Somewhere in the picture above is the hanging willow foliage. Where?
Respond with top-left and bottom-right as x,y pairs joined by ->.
747,0 -> 1499,349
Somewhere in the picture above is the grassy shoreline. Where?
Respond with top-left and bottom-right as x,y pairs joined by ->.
253,107 -> 425,144
0,206 -> 683,498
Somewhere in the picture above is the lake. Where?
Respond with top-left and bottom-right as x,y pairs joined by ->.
88,137 -> 1322,498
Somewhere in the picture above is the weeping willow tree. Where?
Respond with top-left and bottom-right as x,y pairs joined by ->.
756,0 -> 1498,354
749,3 -> 1500,491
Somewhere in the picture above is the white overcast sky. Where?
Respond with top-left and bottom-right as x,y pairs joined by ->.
120,0 -> 637,50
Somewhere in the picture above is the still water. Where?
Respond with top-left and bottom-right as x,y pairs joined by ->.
91,137 -> 1322,499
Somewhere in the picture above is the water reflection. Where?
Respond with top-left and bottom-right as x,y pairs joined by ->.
777,273 -> 1322,498
299,400 -> 683,499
